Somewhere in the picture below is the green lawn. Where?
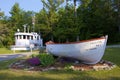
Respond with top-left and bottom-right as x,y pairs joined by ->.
0,48 -> 13,54
0,48 -> 120,80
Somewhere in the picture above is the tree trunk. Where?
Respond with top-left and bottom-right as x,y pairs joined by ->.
76,36 -> 79,41
74,0 -> 77,17
118,0 -> 120,32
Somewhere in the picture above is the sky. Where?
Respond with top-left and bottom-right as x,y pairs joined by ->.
0,0 -> 43,16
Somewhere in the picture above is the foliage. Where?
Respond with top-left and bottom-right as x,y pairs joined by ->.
29,53 -> 55,67
77,0 -> 119,42
37,53 -> 55,67
9,3 -> 22,31
54,5 -> 81,42
39,0 -> 64,41
27,57 -> 40,66
0,21 -> 10,47
64,63 -> 73,71
30,54 -> 38,58
0,10 -> 4,19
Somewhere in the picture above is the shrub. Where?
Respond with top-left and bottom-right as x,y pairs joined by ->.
30,54 -> 38,58
37,53 -> 55,67
27,57 -> 40,66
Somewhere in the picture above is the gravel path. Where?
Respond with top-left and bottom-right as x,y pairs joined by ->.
0,52 -> 35,61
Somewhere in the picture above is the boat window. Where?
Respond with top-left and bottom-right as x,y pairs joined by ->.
27,35 -> 30,39
19,35 -> 22,39
23,35 -> 26,39
16,35 -> 18,39
31,36 -> 33,40
37,36 -> 39,40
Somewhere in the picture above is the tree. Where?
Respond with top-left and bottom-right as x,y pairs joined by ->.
64,0 -> 81,41
41,0 -> 64,41
21,11 -> 35,32
9,3 -> 23,31
0,9 -> 4,19
113,0 -> 120,32
0,15 -> 10,47
77,0 -> 118,43
35,8 -> 52,43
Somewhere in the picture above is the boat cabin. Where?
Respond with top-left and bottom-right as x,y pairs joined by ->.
11,28 -> 43,50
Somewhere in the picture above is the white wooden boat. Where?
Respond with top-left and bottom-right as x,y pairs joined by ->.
46,35 -> 108,64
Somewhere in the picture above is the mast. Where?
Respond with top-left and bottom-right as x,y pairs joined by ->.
23,24 -> 27,33
32,15 -> 35,32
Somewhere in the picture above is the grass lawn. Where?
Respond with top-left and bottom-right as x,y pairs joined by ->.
0,48 -> 13,54
0,48 -> 120,80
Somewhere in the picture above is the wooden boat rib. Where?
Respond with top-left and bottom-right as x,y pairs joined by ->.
46,35 -> 108,64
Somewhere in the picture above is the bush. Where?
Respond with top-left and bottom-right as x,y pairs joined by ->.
37,53 -> 55,67
27,57 -> 40,66
30,54 -> 38,58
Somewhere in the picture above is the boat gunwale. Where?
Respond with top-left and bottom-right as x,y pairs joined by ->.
46,37 -> 106,45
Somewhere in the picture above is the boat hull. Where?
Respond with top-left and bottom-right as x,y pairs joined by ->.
11,45 -> 30,50
46,36 -> 108,64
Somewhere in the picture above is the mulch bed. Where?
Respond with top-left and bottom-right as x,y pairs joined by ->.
9,58 -> 116,71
